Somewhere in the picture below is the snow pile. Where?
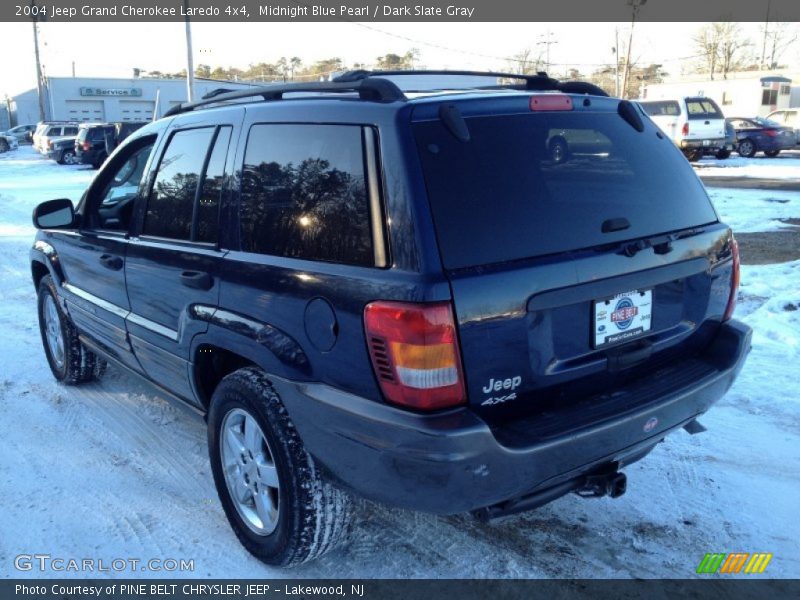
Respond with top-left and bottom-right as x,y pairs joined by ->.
0,146 -> 798,578
707,187 -> 799,233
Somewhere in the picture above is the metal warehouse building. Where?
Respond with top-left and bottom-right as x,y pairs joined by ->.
10,76 -> 255,126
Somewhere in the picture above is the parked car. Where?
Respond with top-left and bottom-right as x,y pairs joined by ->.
75,122 -> 148,168
764,109 -> 799,146
0,133 -> 20,153
45,135 -> 79,164
639,97 -> 727,161
1,123 -> 36,144
715,120 -> 737,160
727,116 -> 797,158
34,122 -> 79,153
30,71 -> 750,567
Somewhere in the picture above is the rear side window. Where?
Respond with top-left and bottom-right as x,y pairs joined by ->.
640,101 -> 681,116
64,127 -> 78,136
240,124 -> 373,266
414,110 -> 718,269
145,128 -> 215,240
686,98 -> 723,120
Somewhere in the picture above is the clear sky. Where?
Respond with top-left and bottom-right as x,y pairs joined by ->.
1,21 -> 798,98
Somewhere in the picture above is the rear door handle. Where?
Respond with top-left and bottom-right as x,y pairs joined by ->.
180,270 -> 214,290
98,254 -> 123,271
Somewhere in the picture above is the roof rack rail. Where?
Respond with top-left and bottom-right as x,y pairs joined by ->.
334,69 -> 609,97
164,78 -> 406,117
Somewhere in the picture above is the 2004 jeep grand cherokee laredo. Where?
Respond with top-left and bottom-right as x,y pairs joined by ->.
30,70 -> 751,566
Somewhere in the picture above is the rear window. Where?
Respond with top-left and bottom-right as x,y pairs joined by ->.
414,110 -> 718,269
640,101 -> 681,116
686,98 -> 723,120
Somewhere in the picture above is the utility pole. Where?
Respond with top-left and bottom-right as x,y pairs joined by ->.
621,0 -> 647,99
183,0 -> 195,102
30,2 -> 46,122
71,61 -> 75,77
614,27 -> 620,97
537,30 -> 558,74
760,0 -> 772,69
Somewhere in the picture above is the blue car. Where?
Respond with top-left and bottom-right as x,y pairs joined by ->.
29,70 -> 750,566
728,116 -> 797,158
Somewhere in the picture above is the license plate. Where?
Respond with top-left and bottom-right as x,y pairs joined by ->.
593,289 -> 653,348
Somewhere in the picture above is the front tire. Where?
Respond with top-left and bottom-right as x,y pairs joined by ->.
764,149 -> 780,157
208,367 -> 353,566
0,139 -> 9,153
37,275 -> 107,384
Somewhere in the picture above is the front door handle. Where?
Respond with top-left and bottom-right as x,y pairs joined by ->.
180,270 -> 214,290
98,254 -> 123,270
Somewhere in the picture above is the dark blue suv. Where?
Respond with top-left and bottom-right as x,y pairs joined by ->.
30,71 -> 751,566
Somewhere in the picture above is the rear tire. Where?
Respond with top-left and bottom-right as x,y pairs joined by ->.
715,149 -> 731,160
57,150 -> 76,165
37,275 -> 107,384
208,367 -> 353,566
764,149 -> 780,157
0,139 -> 9,153
737,138 -> 756,158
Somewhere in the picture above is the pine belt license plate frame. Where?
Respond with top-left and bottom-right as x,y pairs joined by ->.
593,289 -> 653,349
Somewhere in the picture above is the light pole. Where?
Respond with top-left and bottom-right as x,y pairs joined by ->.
621,0 -> 647,99
30,1 -> 46,121
184,0 -> 195,102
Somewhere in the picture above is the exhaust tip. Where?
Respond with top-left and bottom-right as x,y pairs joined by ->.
683,419 -> 708,435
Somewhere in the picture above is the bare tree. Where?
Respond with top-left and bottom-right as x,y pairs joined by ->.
764,23 -> 799,69
693,24 -> 720,80
506,48 -> 543,75
692,23 -> 752,80
716,23 -> 750,79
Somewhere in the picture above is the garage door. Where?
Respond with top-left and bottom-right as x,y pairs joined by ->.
119,100 -> 154,122
65,100 -> 104,122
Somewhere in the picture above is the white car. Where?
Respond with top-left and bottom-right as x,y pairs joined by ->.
0,133 -> 19,153
639,96 -> 727,161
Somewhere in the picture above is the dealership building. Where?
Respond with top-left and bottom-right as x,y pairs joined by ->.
10,75 -> 255,126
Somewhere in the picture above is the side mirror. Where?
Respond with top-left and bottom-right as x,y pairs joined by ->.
33,199 -> 75,229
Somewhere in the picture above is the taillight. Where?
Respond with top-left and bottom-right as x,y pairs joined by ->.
682,122 -> 690,136
764,129 -> 778,137
364,301 -> 466,411
723,238 -> 740,321
530,95 -> 573,111
82,140 -> 91,151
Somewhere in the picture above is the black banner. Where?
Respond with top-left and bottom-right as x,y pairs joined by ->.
4,0 -> 800,22
4,580 -> 800,600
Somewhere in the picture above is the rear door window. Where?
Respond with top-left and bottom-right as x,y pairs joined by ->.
414,110 -> 718,269
686,98 -> 723,120
239,124 -> 373,266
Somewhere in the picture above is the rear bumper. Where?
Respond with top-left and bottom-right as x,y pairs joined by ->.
680,138 -> 726,150
276,319 -> 751,515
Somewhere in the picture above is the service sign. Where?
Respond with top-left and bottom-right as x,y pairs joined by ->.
79,87 -> 143,97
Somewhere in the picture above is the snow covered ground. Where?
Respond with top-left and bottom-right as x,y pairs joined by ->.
1,146 -> 798,579
693,149 -> 800,180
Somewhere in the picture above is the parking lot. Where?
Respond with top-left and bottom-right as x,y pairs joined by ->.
0,145 -> 798,578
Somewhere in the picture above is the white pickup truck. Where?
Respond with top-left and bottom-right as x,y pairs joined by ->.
639,97 -> 727,161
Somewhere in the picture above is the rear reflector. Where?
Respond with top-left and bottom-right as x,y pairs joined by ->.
364,301 -> 466,411
530,95 -> 573,111
723,238 -> 740,321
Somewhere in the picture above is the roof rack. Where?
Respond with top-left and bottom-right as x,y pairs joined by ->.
163,70 -> 610,118
164,78 -> 405,117
334,70 -> 610,97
